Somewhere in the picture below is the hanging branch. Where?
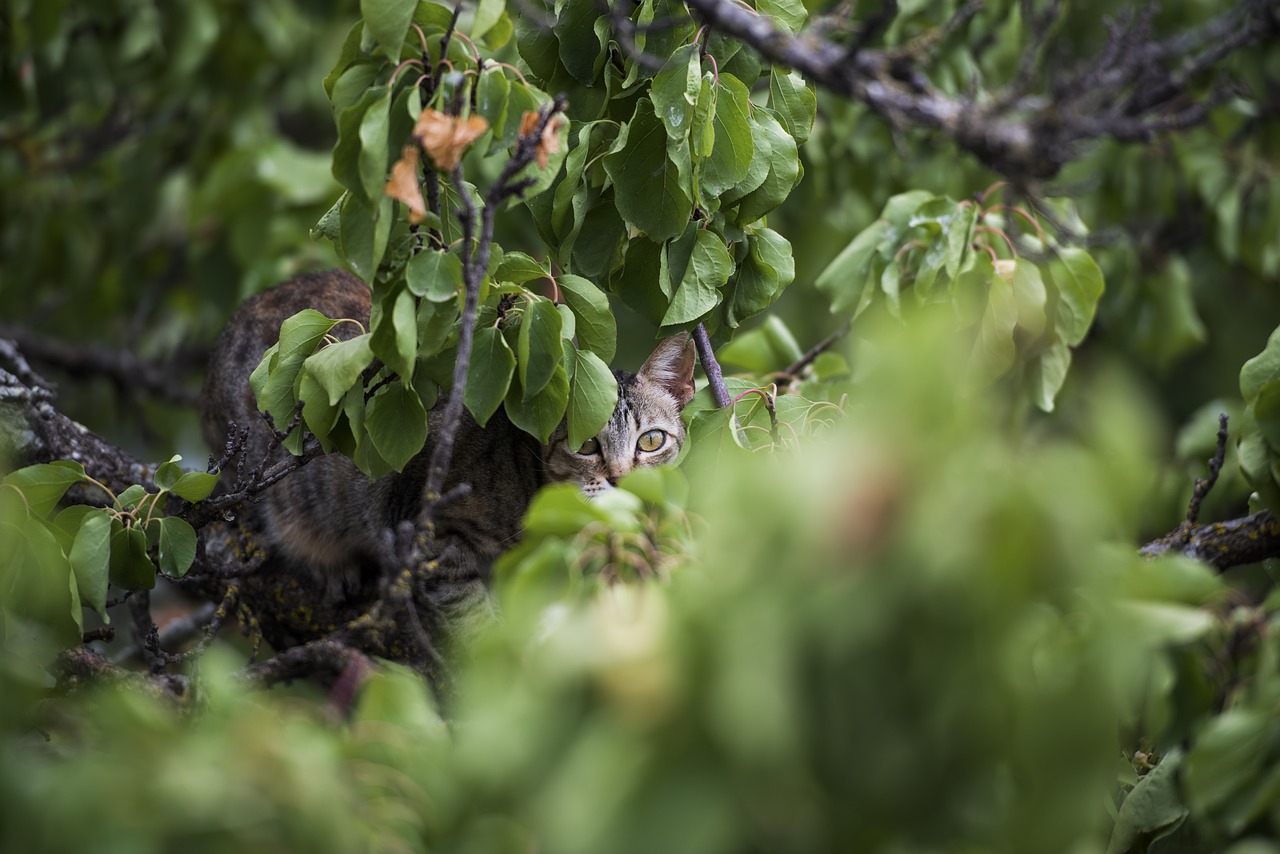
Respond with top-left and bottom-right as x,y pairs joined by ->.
637,0 -> 1279,182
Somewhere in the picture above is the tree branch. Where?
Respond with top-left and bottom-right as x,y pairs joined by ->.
667,0 -> 1279,181
0,324 -> 203,406
1141,510 -> 1280,571
692,323 -> 730,408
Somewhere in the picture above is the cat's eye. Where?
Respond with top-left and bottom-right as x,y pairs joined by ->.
637,429 -> 666,453
576,437 -> 601,455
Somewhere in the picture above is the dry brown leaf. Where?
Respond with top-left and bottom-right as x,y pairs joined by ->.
385,145 -> 427,223
413,109 -> 489,172
519,111 -> 566,170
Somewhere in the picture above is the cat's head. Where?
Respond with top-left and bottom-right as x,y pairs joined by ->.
544,335 -> 696,497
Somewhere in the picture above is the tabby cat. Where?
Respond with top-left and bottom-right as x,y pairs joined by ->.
200,270 -> 695,607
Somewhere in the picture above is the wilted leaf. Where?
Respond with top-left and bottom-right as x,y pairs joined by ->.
414,109 -> 489,172
519,111 -> 565,169
385,145 -> 426,223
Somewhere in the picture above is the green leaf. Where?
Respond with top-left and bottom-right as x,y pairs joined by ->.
2,461 -> 86,517
552,146 -> 587,244
358,87 -> 393,205
252,308 -> 339,452
815,219 -> 891,317
701,73 -> 754,198
361,0 -> 417,59
1184,709 -> 1269,816
690,73 -> 716,160
1046,247 -> 1105,346
523,483 -> 612,536
407,250 -> 464,302
558,274 -> 616,363
567,348 -> 619,449
611,237 -> 670,327
304,333 -> 374,406
1242,325 -> 1280,404
366,378 -> 429,471
1027,341 -> 1071,413
515,10 -> 560,82
323,21 -> 367,101
570,194 -> 626,281
768,70 -> 816,144
651,44 -> 701,142
662,227 -> 733,326
156,516 -> 197,578
604,98 -> 693,242
1010,259 -> 1048,341
466,325 -> 516,426
68,509 -> 112,619
971,266 -> 1020,382
115,484 -> 149,510
504,363 -> 569,444
1105,750 -> 1188,854
109,523 -> 155,590
170,471 -> 219,504
333,86 -> 388,204
154,454 -> 184,490
477,66 -> 512,150
1252,381 -> 1280,452
471,0 -> 505,41
718,319 -> 799,373
556,303 -> 577,340
1238,426 -> 1280,514
371,285 -> 417,381
731,110 -> 799,226
495,251 -> 548,285
728,227 -> 794,326
418,298 -> 458,358
518,297 -> 564,399
338,192 -> 393,282
0,512 -> 81,647
756,0 -> 806,34
553,0 -> 603,84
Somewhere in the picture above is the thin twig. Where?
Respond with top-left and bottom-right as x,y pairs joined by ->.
781,321 -> 852,386
1185,412 -> 1230,530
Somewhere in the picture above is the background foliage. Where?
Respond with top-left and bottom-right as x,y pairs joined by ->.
3,0 -> 1280,851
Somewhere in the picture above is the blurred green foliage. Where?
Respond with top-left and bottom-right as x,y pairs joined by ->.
0,317 -> 1232,853
3,0 -> 1280,851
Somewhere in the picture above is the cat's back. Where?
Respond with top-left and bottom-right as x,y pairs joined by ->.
200,270 -> 370,452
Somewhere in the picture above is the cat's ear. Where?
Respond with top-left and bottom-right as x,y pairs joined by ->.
639,333 -> 697,408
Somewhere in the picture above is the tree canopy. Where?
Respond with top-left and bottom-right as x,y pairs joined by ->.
2,0 -> 1280,850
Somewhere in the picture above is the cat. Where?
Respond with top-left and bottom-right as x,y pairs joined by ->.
200,269 -> 696,612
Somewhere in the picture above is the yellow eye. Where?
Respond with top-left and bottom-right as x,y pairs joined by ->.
577,437 -> 600,455
637,429 -> 666,453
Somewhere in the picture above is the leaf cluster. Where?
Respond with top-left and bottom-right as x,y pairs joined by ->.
0,457 -> 216,646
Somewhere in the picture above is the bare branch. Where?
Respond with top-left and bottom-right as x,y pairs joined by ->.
674,0 -> 1280,181
0,324 -> 203,406
1141,510 -> 1280,571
